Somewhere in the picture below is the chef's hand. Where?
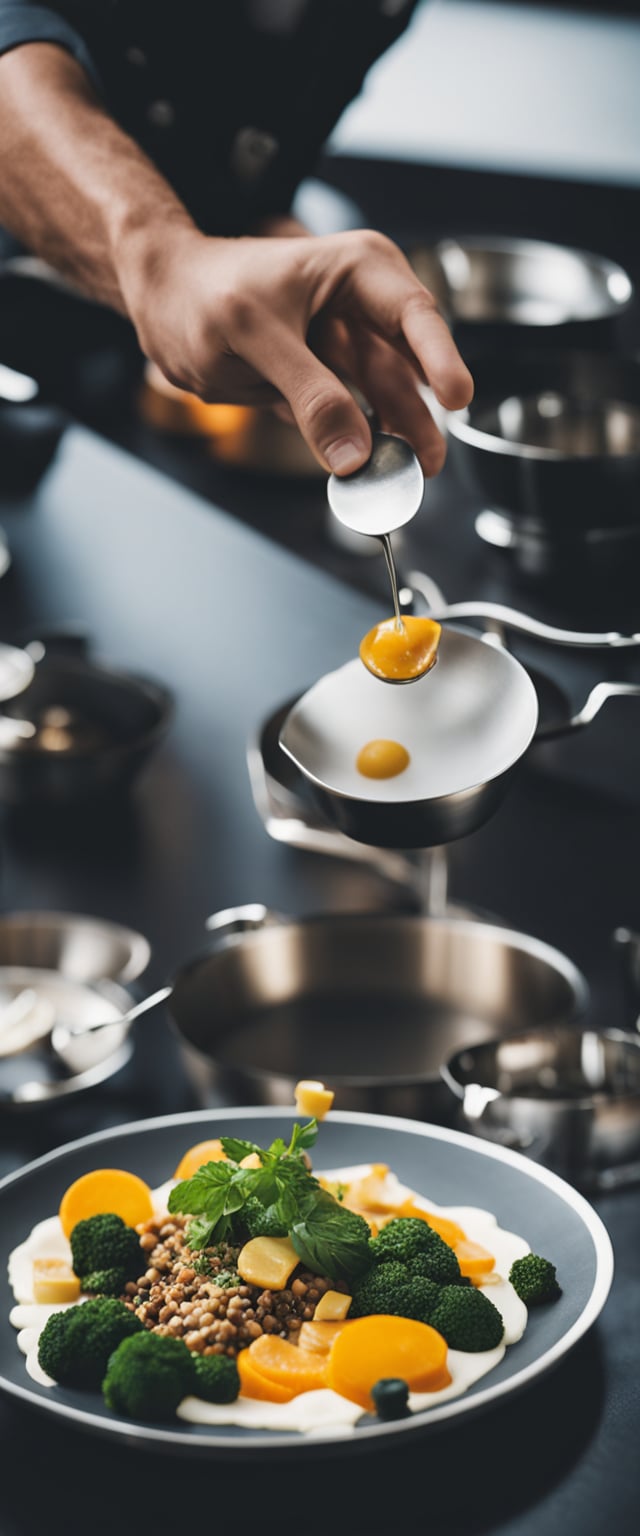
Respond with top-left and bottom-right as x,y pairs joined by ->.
122,225 -> 473,477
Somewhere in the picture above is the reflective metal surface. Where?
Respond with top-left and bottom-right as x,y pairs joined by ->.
445,352 -> 640,552
279,629 -> 539,848
442,1026 -> 640,1189
411,236 -> 633,327
327,431 -> 424,538
0,910 -> 151,986
167,907 -> 588,1120
0,969 -> 135,1109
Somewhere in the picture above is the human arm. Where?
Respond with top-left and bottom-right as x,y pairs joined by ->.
0,42 -> 473,473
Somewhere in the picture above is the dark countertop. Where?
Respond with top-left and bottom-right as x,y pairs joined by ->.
0,420 -> 638,1534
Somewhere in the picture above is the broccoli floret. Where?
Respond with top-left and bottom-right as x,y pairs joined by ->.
70,1214 -> 142,1283
192,1353 -> 240,1404
428,1285 -> 504,1352
102,1331 -> 195,1420
38,1297 -> 142,1386
400,1276 -> 442,1324
370,1219 -> 461,1283
349,1261 -> 408,1318
80,1267 -> 127,1297
509,1254 -> 561,1306
241,1198 -> 289,1239
404,1244 -> 461,1286
348,1261 -> 440,1325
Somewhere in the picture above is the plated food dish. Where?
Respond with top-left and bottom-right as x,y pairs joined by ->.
0,1105 -> 612,1455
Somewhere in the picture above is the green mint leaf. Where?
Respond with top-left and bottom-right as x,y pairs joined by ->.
168,1160 -> 233,1215
219,1136 -> 263,1163
290,1194 -> 371,1283
288,1119 -> 318,1154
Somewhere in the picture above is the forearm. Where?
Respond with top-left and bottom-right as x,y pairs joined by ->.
0,42 -> 196,312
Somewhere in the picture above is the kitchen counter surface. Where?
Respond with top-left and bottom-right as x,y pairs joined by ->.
0,424 -> 638,1534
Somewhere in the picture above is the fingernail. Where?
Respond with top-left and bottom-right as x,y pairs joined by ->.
325,437 -> 368,474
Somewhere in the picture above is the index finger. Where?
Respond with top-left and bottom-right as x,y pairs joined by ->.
334,233 -> 473,411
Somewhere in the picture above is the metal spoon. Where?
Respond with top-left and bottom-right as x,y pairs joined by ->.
328,432 -> 440,684
327,431 -> 424,539
47,985 -> 173,1070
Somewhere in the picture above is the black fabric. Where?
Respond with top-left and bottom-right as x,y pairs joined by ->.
0,0 -> 420,233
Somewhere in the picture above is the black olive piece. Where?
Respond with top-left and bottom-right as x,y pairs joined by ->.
371,1377 -> 411,1421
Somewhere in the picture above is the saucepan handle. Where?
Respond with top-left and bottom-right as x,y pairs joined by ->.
204,904 -> 287,941
535,682 -> 640,741
407,577 -> 640,650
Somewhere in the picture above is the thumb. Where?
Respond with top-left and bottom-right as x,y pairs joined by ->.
260,328 -> 372,474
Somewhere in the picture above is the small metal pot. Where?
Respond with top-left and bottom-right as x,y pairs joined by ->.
0,910 -> 151,987
441,1026 -> 640,1189
0,633 -> 173,805
445,350 -> 640,571
165,905 -> 588,1121
409,236 -> 633,354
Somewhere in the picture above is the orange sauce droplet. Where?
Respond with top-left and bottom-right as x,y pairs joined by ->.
356,740 -> 410,779
359,615 -> 442,682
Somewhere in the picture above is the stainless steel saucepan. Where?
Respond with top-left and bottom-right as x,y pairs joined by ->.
164,906 -> 588,1121
441,1025 -> 640,1190
279,600 -> 640,849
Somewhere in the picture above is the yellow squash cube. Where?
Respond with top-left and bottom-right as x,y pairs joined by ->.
32,1259 -> 81,1305
237,1236 -> 300,1291
294,1080 -> 335,1120
313,1288 -> 352,1322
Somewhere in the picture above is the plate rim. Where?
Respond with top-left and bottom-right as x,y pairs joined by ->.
0,1106 -> 614,1456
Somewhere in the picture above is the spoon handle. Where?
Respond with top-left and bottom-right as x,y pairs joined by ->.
63,985 -> 172,1039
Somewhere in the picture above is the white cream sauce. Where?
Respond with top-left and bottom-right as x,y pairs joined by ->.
7,1166 -> 530,1433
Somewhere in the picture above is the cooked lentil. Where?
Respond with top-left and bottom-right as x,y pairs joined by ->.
121,1214 -> 340,1357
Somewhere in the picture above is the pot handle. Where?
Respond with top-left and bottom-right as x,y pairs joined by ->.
406,575 -> 640,650
535,682 -> 640,741
204,904 -> 286,940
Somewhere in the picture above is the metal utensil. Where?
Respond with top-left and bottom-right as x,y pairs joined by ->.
441,1025 -> 640,1190
0,969 -> 135,1108
327,431 -> 424,538
46,985 -> 172,1074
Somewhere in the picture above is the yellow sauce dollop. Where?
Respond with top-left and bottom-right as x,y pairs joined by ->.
356,740 -> 410,779
359,616 -> 441,682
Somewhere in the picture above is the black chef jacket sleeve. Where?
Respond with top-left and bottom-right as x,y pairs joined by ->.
0,0 -> 100,88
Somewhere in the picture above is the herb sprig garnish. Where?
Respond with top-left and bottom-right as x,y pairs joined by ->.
167,1121 -> 371,1282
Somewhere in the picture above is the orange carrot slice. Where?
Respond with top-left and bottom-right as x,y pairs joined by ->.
247,1335 -> 328,1394
173,1139 -> 227,1179
327,1315 -> 451,1410
454,1238 -> 496,1280
298,1320 -> 350,1355
398,1199 -> 467,1246
399,1200 -> 495,1276
59,1168 -> 154,1238
237,1348 -> 298,1403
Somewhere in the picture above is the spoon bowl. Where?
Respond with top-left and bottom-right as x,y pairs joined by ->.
327,431 -> 424,538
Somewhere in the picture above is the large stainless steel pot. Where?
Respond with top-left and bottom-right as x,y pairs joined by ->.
165,906 -> 588,1121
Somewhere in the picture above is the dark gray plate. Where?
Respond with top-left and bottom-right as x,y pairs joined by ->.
0,1108 -> 613,1457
